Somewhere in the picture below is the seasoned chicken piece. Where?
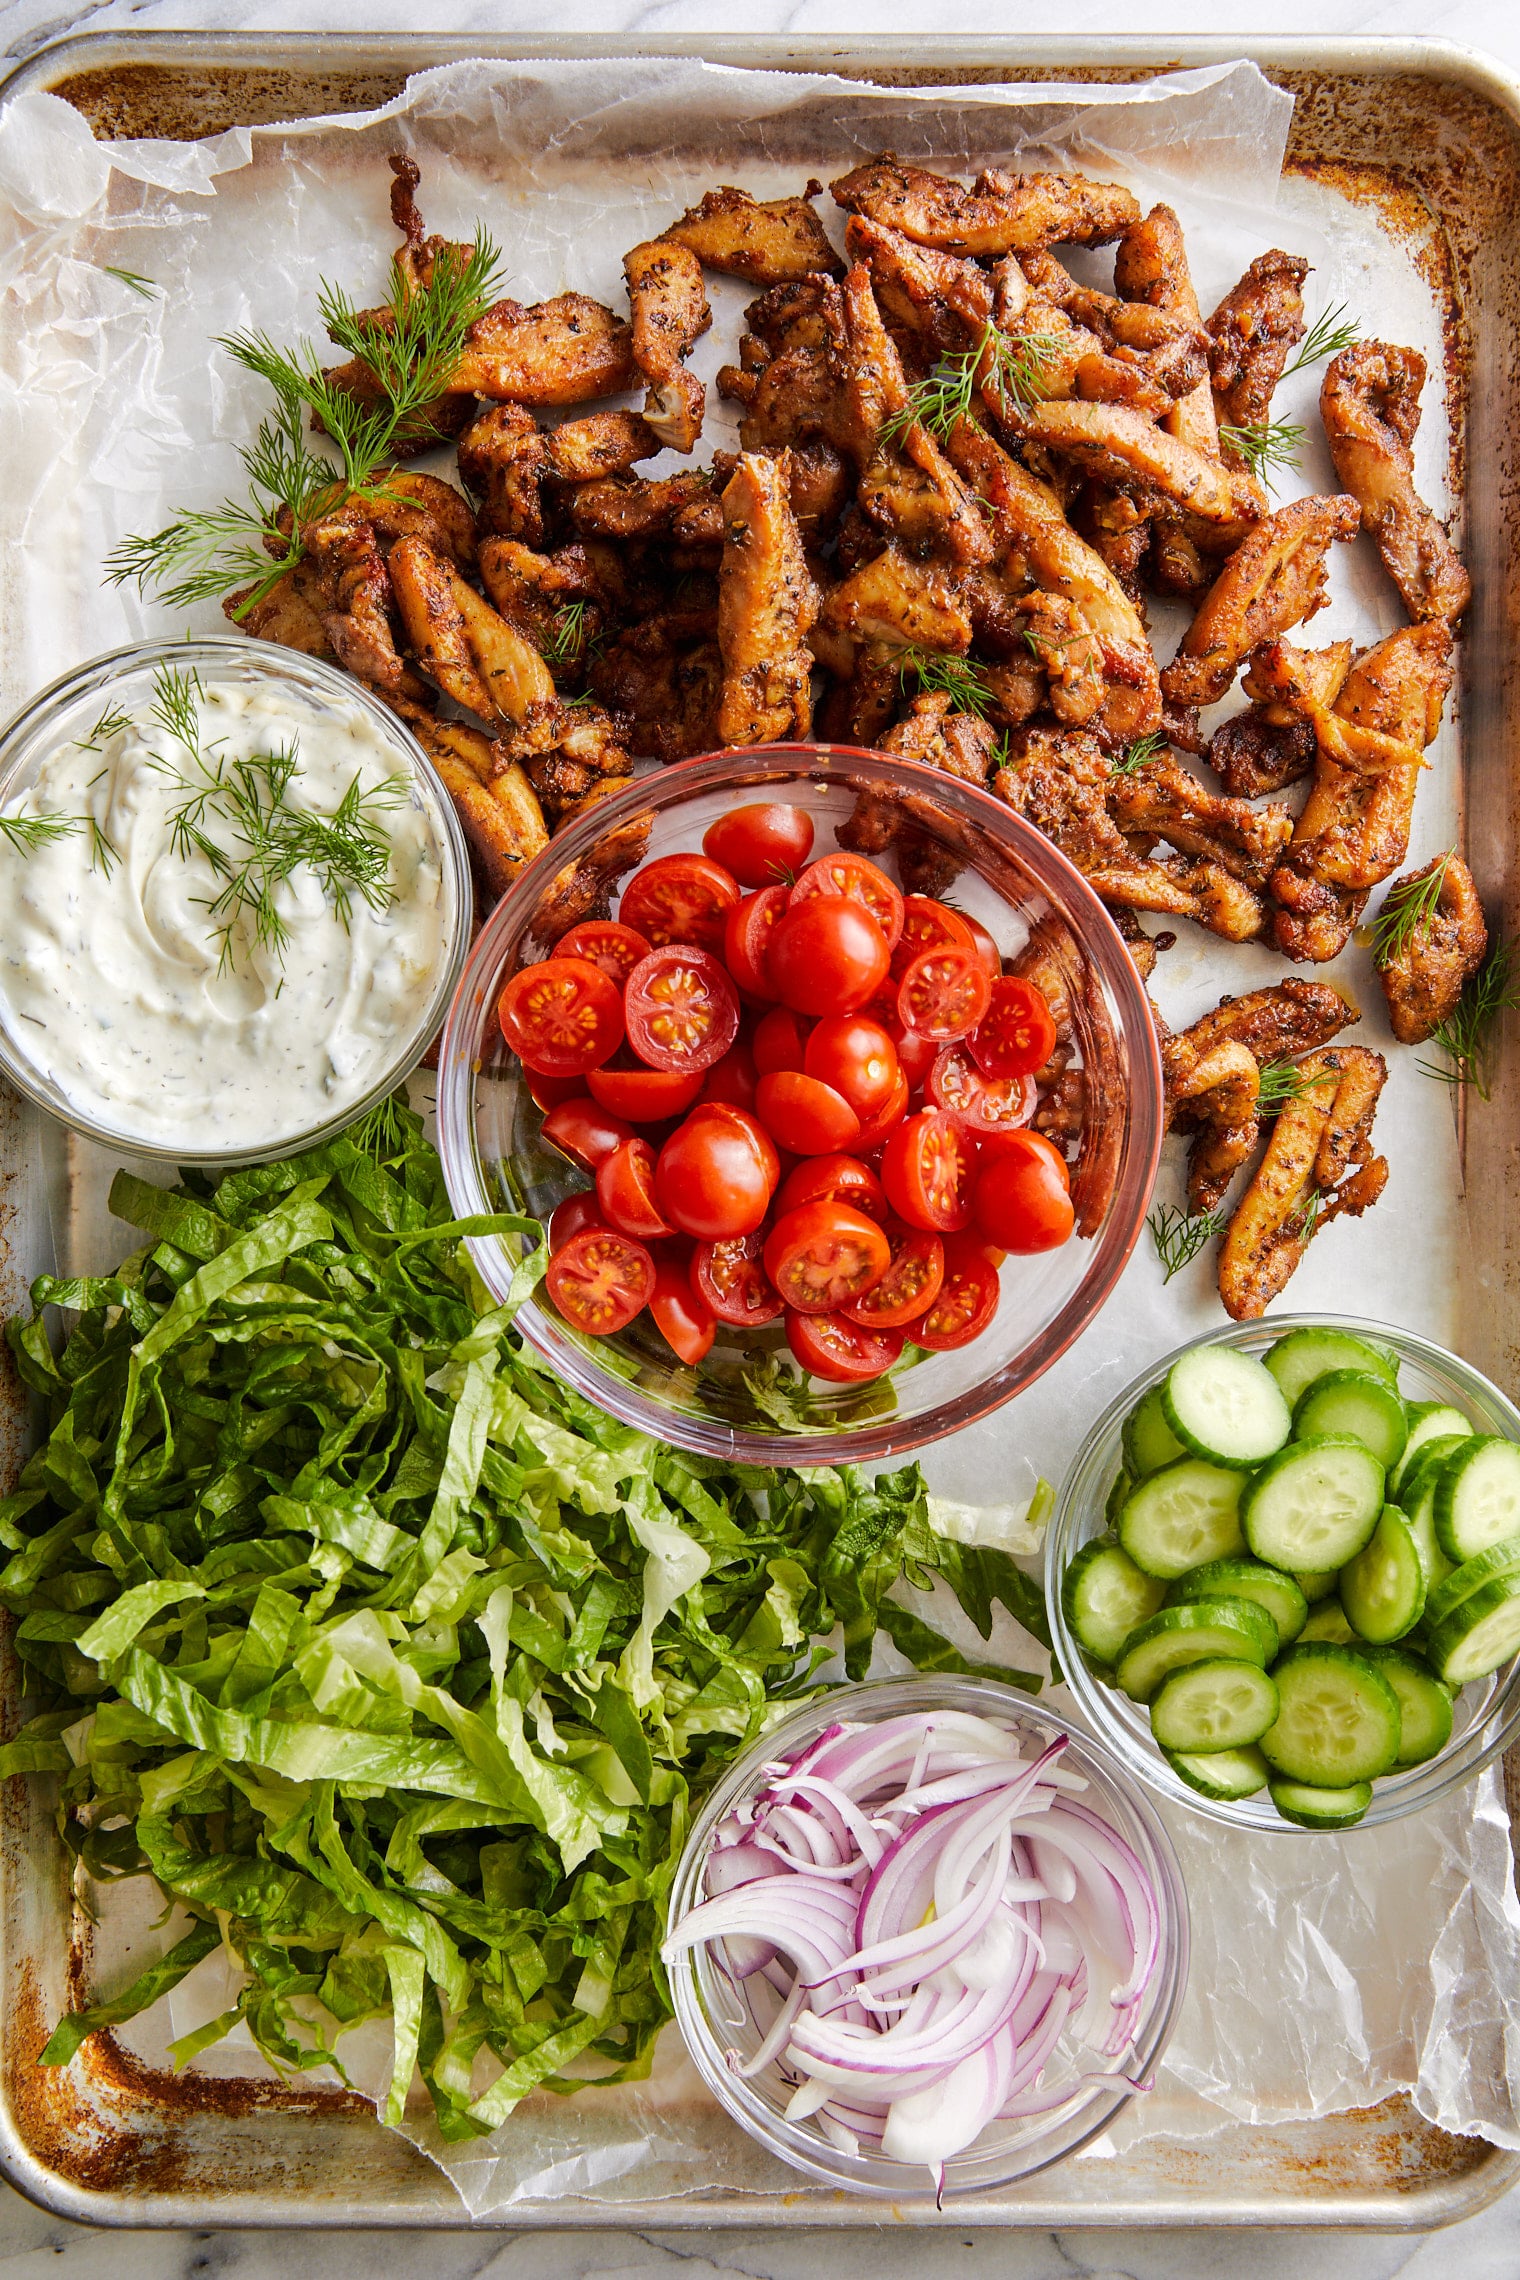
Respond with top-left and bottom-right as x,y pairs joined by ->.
1208,706 -> 1319,799
740,275 -> 843,356
1218,1047 -> 1389,1320
661,183 -> 844,284
1243,636 -> 1355,716
838,693 -> 999,896
530,808 -> 653,944
285,473 -> 478,573
1162,494 -> 1361,708
1109,750 -> 1293,888
831,156 -> 1141,254
1374,852 -> 1488,1045
1016,591 -> 1106,727
844,214 -> 993,350
624,239 -> 712,453
389,537 -> 555,723
1022,401 -> 1263,538
389,696 -> 547,900
1114,203 -> 1219,462
1208,251 -> 1309,444
1162,979 -> 1357,1215
566,470 -> 722,545
717,452 -> 819,746
787,442 -> 853,544
300,512 -> 424,701
457,405 -> 551,547
1320,343 -> 1470,623
545,410 -> 660,482
836,264 -> 994,563
1176,978 -> 1356,1071
450,293 -> 637,405
591,610 -> 723,765
227,565 -> 337,662
819,547 -> 972,653
812,642 -> 903,747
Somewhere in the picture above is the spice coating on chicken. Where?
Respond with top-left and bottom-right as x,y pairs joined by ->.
1109,750 -> 1293,889
717,452 -> 819,744
1161,979 -> 1358,1216
1375,854 -> 1488,1045
661,183 -> 845,284
1320,342 -> 1471,623
831,156 -> 1141,255
624,239 -> 712,453
1218,1047 -> 1388,1320
1161,494 -> 1360,709
1207,250 -> 1309,445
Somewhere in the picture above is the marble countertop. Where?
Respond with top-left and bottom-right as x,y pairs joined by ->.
3,1 -> 1520,2270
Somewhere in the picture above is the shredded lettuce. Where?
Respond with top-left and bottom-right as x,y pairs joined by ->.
0,1097 -> 1045,2133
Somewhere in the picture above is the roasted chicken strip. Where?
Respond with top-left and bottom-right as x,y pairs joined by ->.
1114,203 -> 1219,462
717,452 -> 819,745
1218,1047 -> 1389,1320
831,156 -> 1141,254
1162,979 -> 1357,1215
389,537 -> 556,724
1374,852 -> 1488,1045
661,183 -> 844,284
1021,402 -> 1263,539
1320,343 -> 1471,623
1109,750 -> 1293,888
1207,251 -> 1309,448
1161,494 -> 1360,708
838,693 -> 999,897
624,238 -> 712,453
450,293 -> 637,405
389,696 -> 548,900
457,405 -> 551,546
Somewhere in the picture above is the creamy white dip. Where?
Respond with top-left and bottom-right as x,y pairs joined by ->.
0,675 -> 453,1150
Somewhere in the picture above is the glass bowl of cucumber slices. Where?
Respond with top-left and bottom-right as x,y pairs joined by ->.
1046,1315 -> 1520,1833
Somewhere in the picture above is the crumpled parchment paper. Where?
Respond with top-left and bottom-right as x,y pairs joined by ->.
4,48 -> 1516,2216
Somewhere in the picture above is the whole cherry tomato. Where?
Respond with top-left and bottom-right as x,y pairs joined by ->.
786,1309 -> 904,1383
703,803 -> 815,887
881,1109 -> 977,1233
964,913 -> 1002,980
546,1227 -> 654,1336
764,1201 -> 891,1314
768,896 -> 891,1017
553,919 -> 651,986
776,1152 -> 889,1226
619,852 -> 740,951
790,853 -> 905,951
724,884 -> 789,1000
596,1136 -> 676,1241
649,1257 -> 717,1365
624,946 -> 739,1075
655,1105 -> 779,1239
541,1097 -> 635,1172
890,896 -> 974,978
587,1062 -> 705,1122
852,1068 -> 911,1153
804,1014 -> 900,1118
896,946 -> 993,1044
843,1221 -> 944,1328
698,1041 -> 759,1112
754,1070 -> 862,1155
693,1232 -> 784,1327
880,1012 -> 939,1090
971,1131 -> 1075,1254
499,957 -> 624,1076
913,1236 -> 1001,1350
753,1005 -> 812,1075
968,976 -> 1058,1080
927,1045 -> 1037,1137
548,1190 -> 605,1253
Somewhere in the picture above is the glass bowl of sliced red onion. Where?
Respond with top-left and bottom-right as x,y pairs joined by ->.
661,1677 -> 1188,2199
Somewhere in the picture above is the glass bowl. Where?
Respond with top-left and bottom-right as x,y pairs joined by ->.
662,1675 -> 1189,2200
0,638 -> 471,1167
434,742 -> 1163,1465
1046,1313 -> 1520,1833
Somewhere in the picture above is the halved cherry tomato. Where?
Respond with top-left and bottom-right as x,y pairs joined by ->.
755,1071 -> 862,1155
499,956 -> 624,1076
525,1067 -> 583,1112
964,914 -> 1002,980
541,1097 -> 635,1172
968,976 -> 1058,1080
698,1040 -> 758,1111
786,1309 -> 904,1383
791,854 -> 905,951
548,1190 -> 605,1253
896,946 -> 993,1043
587,1062 -> 705,1122
624,946 -> 739,1075
927,1045 -> 1037,1137
655,1105 -> 779,1239
753,1004 -> 812,1074
619,852 -> 740,951
553,919 -> 652,986
879,1010 -> 938,1090
596,1137 -> 675,1241
804,1014 -> 899,1118
776,1152 -> 889,1226
852,1067 -> 911,1152
843,1221 -> 944,1328
768,896 -> 890,1017
913,1237 -> 1001,1350
546,1227 -> 654,1336
881,1109 -> 976,1233
703,803 -> 815,887
890,895 -> 974,978
972,1130 -> 1075,1254
764,1200 -> 890,1314
649,1258 -> 717,1365
693,1232 -> 784,1326
724,884 -> 788,1000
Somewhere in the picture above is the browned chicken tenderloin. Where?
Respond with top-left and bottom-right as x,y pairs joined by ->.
1218,1047 -> 1389,1320
1374,853 -> 1488,1045
717,451 -> 820,745
624,238 -> 712,453
1320,342 -> 1471,623
831,155 -> 1141,255
1161,494 -> 1360,710
1161,979 -> 1358,1215
1207,250 -> 1309,449
661,183 -> 844,284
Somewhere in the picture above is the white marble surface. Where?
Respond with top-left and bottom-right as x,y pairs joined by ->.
5,0 -> 1520,2269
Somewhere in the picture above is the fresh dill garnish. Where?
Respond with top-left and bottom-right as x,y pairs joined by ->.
882,321 -> 1063,447
1417,938 -> 1518,1101
349,1089 -> 414,1164
1371,855 -> 1452,970
103,266 -> 159,299
1293,1188 -> 1325,1244
543,600 -> 592,667
75,702 -> 134,753
1217,417 -> 1306,485
150,661 -> 206,759
86,818 -> 120,879
1110,730 -> 1168,777
1255,1058 -> 1317,1109
1283,303 -> 1362,378
0,814 -> 82,856
1147,1202 -> 1227,1282
896,648 -> 995,720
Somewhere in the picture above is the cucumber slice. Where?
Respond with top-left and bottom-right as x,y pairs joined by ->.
1258,1644 -> 1402,1784
1293,1567 -> 1340,1604
1161,1346 -> 1292,1468
1426,1535 -> 1520,1630
1396,1435 -> 1471,1515
1292,1371 -> 1408,1472
1150,1658 -> 1279,1751
1117,1459 -> 1247,1580
1400,1478 -> 1455,1593
1167,1557 -> 1307,1647
1242,1435 -> 1385,1573
1433,1438 -> 1520,1562
1269,1777 -> 1374,1830
1115,1598 -> 1277,1703
1062,1537 -> 1167,1666
1165,1744 -> 1270,1800
1426,1573 -> 1520,1687
1264,1326 -> 1398,1410
1338,1505 -> 1426,1644
1359,1645 -> 1456,1766
1389,1404 -> 1473,1497
1104,1470 -> 1133,1530
1121,1384 -> 1186,1480
1300,1601 -> 1356,1646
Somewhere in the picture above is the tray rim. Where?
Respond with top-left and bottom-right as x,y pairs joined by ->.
0,23 -> 1518,2236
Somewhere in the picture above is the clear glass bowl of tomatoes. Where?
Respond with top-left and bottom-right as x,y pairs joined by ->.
435,743 -> 1162,1464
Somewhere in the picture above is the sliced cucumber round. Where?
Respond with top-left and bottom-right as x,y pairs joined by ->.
1117,1458 -> 1247,1580
1396,1434 -> 1471,1515
1104,1469 -> 1134,1530
1338,1505 -> 1426,1645
1425,1535 -> 1520,1631
1165,1743 -> 1270,1800
1292,1566 -> 1340,1604
1258,1644 -> 1402,1784
1162,1346 -> 1291,1468
1389,1404 -> 1473,1498
1359,1645 -> 1455,1766
1426,1572 -> 1520,1687
1062,1536 -> 1167,1667
1150,1657 -> 1279,1752
1121,1383 -> 1186,1480
1264,1326 -> 1399,1410
1115,1598 -> 1277,1703
1433,1438 -> 1520,1563
1292,1370 -> 1407,1472
1398,1478 -> 1455,1593
1242,1435 -> 1385,1573
1269,1776 -> 1373,1830
1167,1557 -> 1307,1648
1300,1601 -> 1356,1646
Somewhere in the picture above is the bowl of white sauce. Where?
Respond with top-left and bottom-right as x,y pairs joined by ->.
0,639 -> 470,1163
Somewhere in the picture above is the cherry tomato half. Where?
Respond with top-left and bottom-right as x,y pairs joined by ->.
843,1221 -> 944,1328
971,1131 -> 1075,1254
546,1227 -> 654,1336
724,884 -> 789,1000
619,852 -> 740,952
499,956 -> 624,1076
596,1136 -> 676,1241
698,1040 -> 758,1112
791,853 -> 905,951
548,1190 -> 605,1253
804,1014 -> 900,1118
891,895 -> 974,978
693,1232 -> 784,1327
913,1237 -> 1001,1350
755,1070 -> 862,1155
703,803 -> 815,887
649,1258 -> 717,1365
968,976 -> 1059,1081
852,1067 -> 912,1153
776,1152 -> 889,1227
964,913 -> 1002,981
879,1010 -> 939,1090
786,1309 -> 904,1384
625,946 -> 739,1075
927,1044 -> 1037,1138
525,1066 -> 584,1113
541,1096 -> 635,1172
587,1062 -> 705,1122
553,919 -> 651,986
764,1200 -> 890,1314
655,1105 -> 779,1239
768,895 -> 891,1017
896,946 -> 993,1044
881,1109 -> 977,1233
753,1005 -> 812,1075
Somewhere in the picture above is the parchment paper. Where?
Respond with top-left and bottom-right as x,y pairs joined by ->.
3,51 -> 1516,2215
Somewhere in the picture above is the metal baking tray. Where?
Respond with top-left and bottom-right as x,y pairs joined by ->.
1,28 -> 1519,2233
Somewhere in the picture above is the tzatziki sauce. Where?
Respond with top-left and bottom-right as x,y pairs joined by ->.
0,669 -> 455,1150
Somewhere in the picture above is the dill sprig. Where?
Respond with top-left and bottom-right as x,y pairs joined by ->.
1148,1202 -> 1227,1282
1371,855 -> 1452,970
103,266 -> 158,299
350,1089 -> 414,1165
86,818 -> 120,879
1417,938 -> 1518,1101
0,814 -> 82,856
1284,303 -> 1361,378
1111,730 -> 1168,778
150,661 -> 206,759
543,600 -> 593,667
75,702 -> 134,753
897,648 -> 995,721
882,322 -> 1062,447
1255,1058 -> 1317,1109
1217,417 -> 1306,486
1293,1188 -> 1325,1244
